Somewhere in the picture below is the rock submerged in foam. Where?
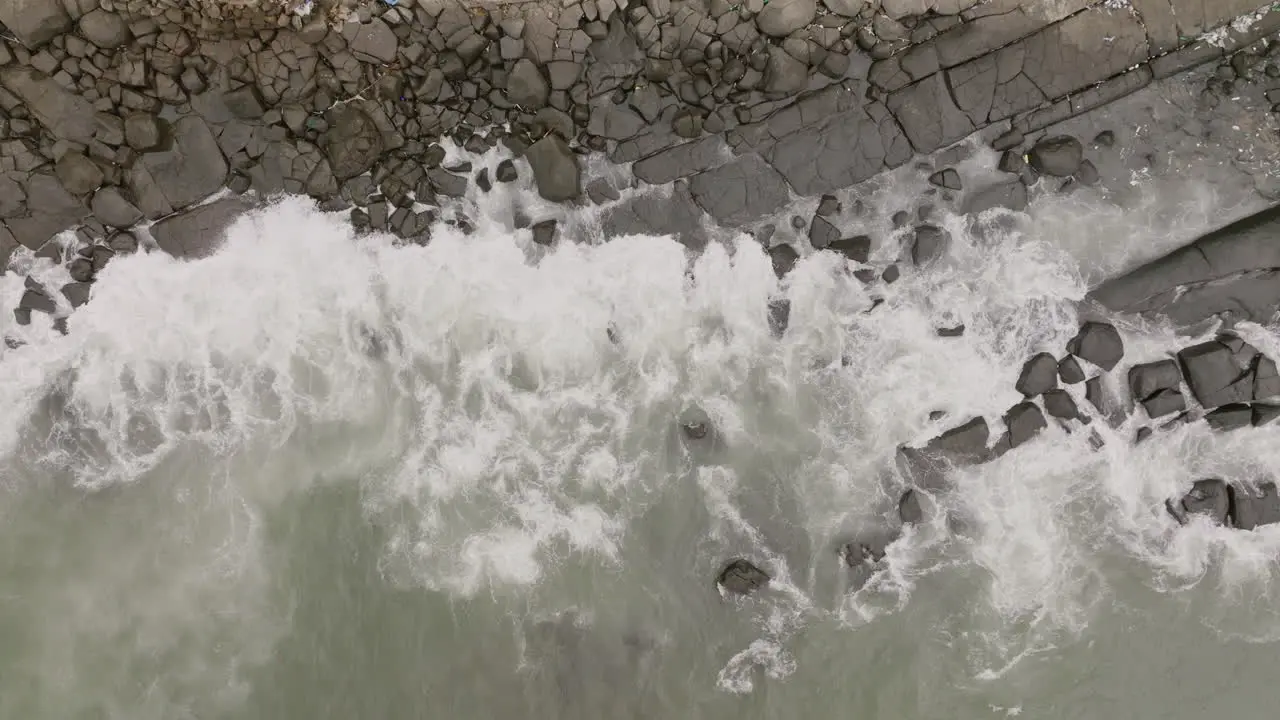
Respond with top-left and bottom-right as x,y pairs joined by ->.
717,559 -> 770,595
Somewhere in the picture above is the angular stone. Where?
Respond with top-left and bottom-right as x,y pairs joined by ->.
124,113 -> 164,151
899,488 -> 923,524
19,288 -> 56,315
78,9 -> 130,50
1003,401 -> 1047,450
1167,479 -> 1229,526
90,186 -> 142,228
632,136 -> 724,185
1043,389 -> 1078,419
323,106 -> 384,180
531,219 -> 557,246
496,160 -> 518,183
756,0 -> 817,37
829,235 -> 871,264
911,224 -> 948,266
929,168 -> 962,190
0,0 -> 72,48
1129,359 -> 1181,402
1141,388 -> 1185,419
1254,404 -> 1280,426
1205,403 -> 1253,432
507,59 -> 549,109
349,19 -> 399,64
4,173 -> 86,250
926,416 -> 990,463
524,134 -> 581,203
1256,356 -> 1280,400
1178,340 -> 1254,409
886,73 -> 975,153
0,67 -> 96,143
151,198 -> 253,260
717,558 -> 770,595
1230,482 -> 1280,530
126,116 -> 228,219
687,154 -> 789,227
54,153 -> 103,196
1067,321 -> 1123,371
809,215 -> 840,249
223,85 -> 267,120
764,45 -> 808,94
1058,355 -> 1085,384
1028,135 -> 1083,177
546,61 -> 582,90
60,281 -> 91,309
963,178 -> 1028,214
1016,352 -> 1059,397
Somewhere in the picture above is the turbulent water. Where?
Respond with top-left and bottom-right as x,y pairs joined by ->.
5,141 -> 1280,720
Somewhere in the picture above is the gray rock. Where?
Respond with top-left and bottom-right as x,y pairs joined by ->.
1128,360 -> 1181,403
531,219 -> 557,246
1254,404 -> 1280,426
127,116 -> 228,219
1205,404 -> 1253,431
688,154 -> 790,227
60,282 -> 91,309
152,198 -> 253,260
769,299 -> 790,337
1043,389 -> 1078,419
1067,321 -> 1123,371
524,134 -> 581,203
1003,402 -> 1047,450
1166,479 -> 1229,526
1058,355 -> 1085,384
601,181 -> 706,249
1142,388 -> 1185,419
90,187 -> 142,228
899,489 -> 923,524
546,61 -> 582,91
0,0 -> 72,48
323,106 -> 384,180
829,235 -> 871,264
223,86 -> 267,120
756,0 -> 817,37
910,224 -> 948,266
817,195 -> 840,216
54,153 -> 103,196
0,67 -> 96,143
429,168 -> 468,198
1028,135 -> 1084,177
821,0 -> 866,16
507,59 -> 550,109
1016,352 -> 1059,397
1074,159 -> 1100,186
1178,340 -> 1254,409
717,558 -> 770,595
0,175 -> 26,219
496,160 -> 518,183
5,173 -> 87,250
589,105 -> 647,141
1229,482 -> 1280,530
19,288 -> 56,315
632,136 -> 724,185
764,45 -> 808,94
349,18 -> 399,64
924,416 -> 990,463
124,113 -> 164,152
809,215 -> 840,249
1256,356 -> 1280,400
963,179 -> 1028,214
771,244 -> 800,278
78,8 -> 130,49
929,168 -> 962,190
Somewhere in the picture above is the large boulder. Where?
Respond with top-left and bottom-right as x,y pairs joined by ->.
1128,359 -> 1184,418
1067,321 -> 1124,371
756,0 -> 818,37
0,0 -> 72,48
1016,352 -> 1059,397
78,9 -> 130,50
0,67 -> 96,143
54,153 -> 104,196
1028,135 -> 1084,177
525,134 -> 582,203
897,417 -> 990,491
151,198 -> 254,260
126,116 -> 227,219
323,106 -> 384,180
688,154 -> 789,227
716,559 -> 770,595
347,18 -> 399,64
1177,340 -> 1254,409
1001,402 -> 1047,451
899,489 -> 924,524
1229,482 -> 1280,530
507,59 -> 550,109
1166,479 -> 1229,525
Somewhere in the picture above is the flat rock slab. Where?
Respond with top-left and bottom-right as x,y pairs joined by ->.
0,0 -> 72,48
524,134 -> 581,202
0,67 -> 96,144
127,116 -> 228,219
688,153 -> 789,227
1230,482 -> 1280,530
152,198 -> 255,260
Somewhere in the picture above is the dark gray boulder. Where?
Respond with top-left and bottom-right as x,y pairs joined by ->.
768,299 -> 790,337
756,0 -> 817,37
124,113 -> 164,152
60,282 -> 91,309
910,224 -> 949,267
717,559 -> 770,595
927,417 -> 990,462
828,236 -> 871,264
1205,404 -> 1253,431
1166,479 -> 1229,525
507,59 -> 550,109
688,154 -> 789,227
963,179 -> 1029,214
1142,388 -> 1186,418
126,116 -> 227,219
1016,353 -> 1059,397
348,18 -> 399,64
54,153 -> 104,196
531,219 -> 557,246
1003,402 -> 1047,450
0,1 -> 71,48
323,106 -> 384,180
78,9 -> 130,50
929,168 -> 962,191
809,216 -> 840,249
525,134 -> 581,203
763,45 -> 809,94
1254,404 -> 1280,426
1178,340 -> 1254,409
223,86 -> 267,120
152,198 -> 253,260
0,67 -> 96,143
1067,321 -> 1124,371
770,244 -> 800,278
1255,356 -> 1280,400
1129,360 -> 1181,401
1028,135 -> 1084,177
90,188 -> 142,228
899,489 -> 923,524
1058,355 -> 1085,384
496,160 -> 518,183
1229,482 -> 1280,530
1043,389 -> 1078,419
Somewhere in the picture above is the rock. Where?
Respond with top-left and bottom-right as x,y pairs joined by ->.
1254,404 -> 1280,426
19,288 -> 55,315
223,86 -> 267,120
54,153 -> 104,196
1074,160 -> 1100,186
349,18 -> 399,64
531,219 -> 557,246
324,106 -> 384,180
1166,479 -> 1229,525
1206,403 -> 1253,431
496,160 -> 518,183
1028,135 -> 1084,177
822,0 -> 866,16
0,1 -> 72,48
90,187 -> 142,228
929,168 -> 962,190
756,0 -> 817,37
899,489 -> 923,524
1142,388 -> 1186,419
883,265 -> 900,283
717,558 -> 770,595
1043,389 -> 1078,419
60,282 -> 91,309
1178,340 -> 1254,409
127,116 -> 227,219
829,236 -> 871,264
1129,359 -> 1181,401
924,417 -> 990,463
124,113 -> 164,152
937,324 -> 965,337
770,244 -> 800,278
1229,482 -> 1280,530
78,9 -> 130,49
1016,352 -> 1059,397
963,179 -> 1028,214
428,168 -> 468,198
688,154 -> 790,227
5,172 -> 87,250
1003,402 -> 1047,450
769,299 -> 790,337
910,224 -> 948,266
1067,321 -> 1123,371
524,134 -> 581,203
1094,130 -> 1116,147
764,45 -> 808,94
507,59 -> 550,109
0,67 -> 96,144
809,215 -> 840,249
1255,356 -> 1280,400
1058,356 -> 1085,384
151,198 -> 252,260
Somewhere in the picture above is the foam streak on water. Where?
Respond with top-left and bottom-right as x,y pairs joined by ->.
3,154 -> 1280,720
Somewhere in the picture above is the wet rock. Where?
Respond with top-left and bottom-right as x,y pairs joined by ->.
688,154 -> 789,227
924,416 -> 990,463
770,243 -> 800,278
1178,340 -> 1254,409
1166,479 -> 1229,525
324,106 -> 384,180
1067,321 -> 1124,371
1255,356 -> 1280,400
1028,135 -> 1083,177
899,488 -> 923,524
842,535 -> 892,567
0,1 -> 71,48
829,235 -> 871,264
54,153 -> 104,196
882,264 -> 901,284
937,324 -> 965,337
681,407 -> 712,440
349,18 -> 399,64
78,9 -> 130,50
223,86 -> 267,120
124,113 -> 164,152
809,215 -> 840,249
60,282 -> 91,309
19,287 -> 56,315
1016,352 -> 1059,397
1043,389 -> 1078,420
429,168 -> 468,198
525,134 -> 581,203
768,299 -> 791,337
0,67 -> 96,144
963,179 -> 1028,214
717,558 -> 770,595
928,168 -> 962,191
1073,160 -> 1100,187
817,195 -> 841,217
1206,403 -> 1253,431
531,219 -> 557,246
1003,402 -> 1047,450
1094,130 -> 1116,147
1141,388 -> 1186,419
90,187 -> 142,229
126,116 -> 227,219
763,45 -> 808,94
756,0 -> 817,37
496,160 -> 518,183
1058,355 -> 1085,384
151,198 -> 252,260
508,59 -> 550,109
1254,403 -> 1280,426
1128,359 -> 1183,417
910,224 -> 948,267
1229,482 -> 1280,530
